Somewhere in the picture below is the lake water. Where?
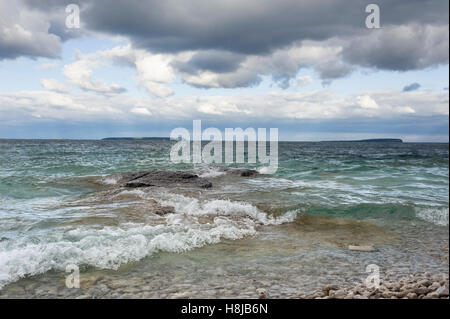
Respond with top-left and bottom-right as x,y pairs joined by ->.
0,140 -> 448,298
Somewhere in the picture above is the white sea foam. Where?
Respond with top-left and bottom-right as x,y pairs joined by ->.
197,167 -> 227,178
101,175 -> 119,185
415,207 -> 449,226
157,192 -> 297,225
0,217 -> 257,289
257,166 -> 272,174
111,188 -> 298,226
0,190 -> 297,289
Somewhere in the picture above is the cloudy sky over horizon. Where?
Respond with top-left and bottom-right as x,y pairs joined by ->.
0,0 -> 448,141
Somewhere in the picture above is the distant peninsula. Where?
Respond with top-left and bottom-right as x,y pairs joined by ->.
323,138 -> 403,143
102,137 -> 170,141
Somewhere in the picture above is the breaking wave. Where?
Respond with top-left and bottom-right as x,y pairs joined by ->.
415,207 -> 449,226
0,191 -> 297,289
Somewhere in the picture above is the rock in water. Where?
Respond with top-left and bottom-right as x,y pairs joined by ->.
256,288 -> 268,299
348,245 -> 374,252
229,168 -> 259,177
322,284 -> 339,296
216,167 -> 259,177
147,199 -> 175,216
115,169 -> 213,189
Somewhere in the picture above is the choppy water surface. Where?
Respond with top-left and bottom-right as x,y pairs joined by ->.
0,140 -> 448,298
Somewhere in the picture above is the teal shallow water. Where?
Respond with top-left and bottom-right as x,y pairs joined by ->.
0,140 -> 448,296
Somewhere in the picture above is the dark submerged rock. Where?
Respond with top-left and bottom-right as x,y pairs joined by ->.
117,169 -> 213,189
147,199 -> 176,216
218,167 -> 259,177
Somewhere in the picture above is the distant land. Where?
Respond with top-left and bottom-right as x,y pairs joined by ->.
322,138 -> 403,143
101,137 -> 403,143
102,137 -> 170,140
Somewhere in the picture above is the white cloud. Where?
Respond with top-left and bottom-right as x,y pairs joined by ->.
0,0 -> 61,60
296,75 -> 313,87
0,87 -> 447,125
130,107 -> 152,116
356,95 -> 379,110
64,45 -> 176,97
135,54 -> 174,83
40,78 -> 68,93
175,40 -> 352,89
132,52 -> 176,97
62,51 -> 126,94
54,35 -> 448,98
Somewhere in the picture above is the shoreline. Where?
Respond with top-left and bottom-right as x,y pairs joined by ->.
290,271 -> 449,299
1,272 -> 448,299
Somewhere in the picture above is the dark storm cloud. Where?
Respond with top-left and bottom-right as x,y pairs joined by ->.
21,1 -> 449,51
342,24 -> 449,71
0,39 -> 59,60
403,83 -> 421,92
4,0 -> 449,80
0,0 -> 81,60
26,1 -> 83,41
173,51 -> 245,74
315,61 -> 354,80
47,17 -> 83,42
76,0 -> 448,55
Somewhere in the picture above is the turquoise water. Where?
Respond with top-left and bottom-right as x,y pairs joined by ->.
0,140 -> 448,297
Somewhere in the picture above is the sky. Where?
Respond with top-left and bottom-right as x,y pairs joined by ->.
0,0 -> 448,141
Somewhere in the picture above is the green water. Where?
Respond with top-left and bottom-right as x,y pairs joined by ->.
0,140 -> 448,297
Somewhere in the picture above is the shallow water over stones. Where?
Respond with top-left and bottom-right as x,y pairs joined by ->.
1,215 -> 448,299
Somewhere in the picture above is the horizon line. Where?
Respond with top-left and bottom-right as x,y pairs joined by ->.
0,138 -> 449,143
